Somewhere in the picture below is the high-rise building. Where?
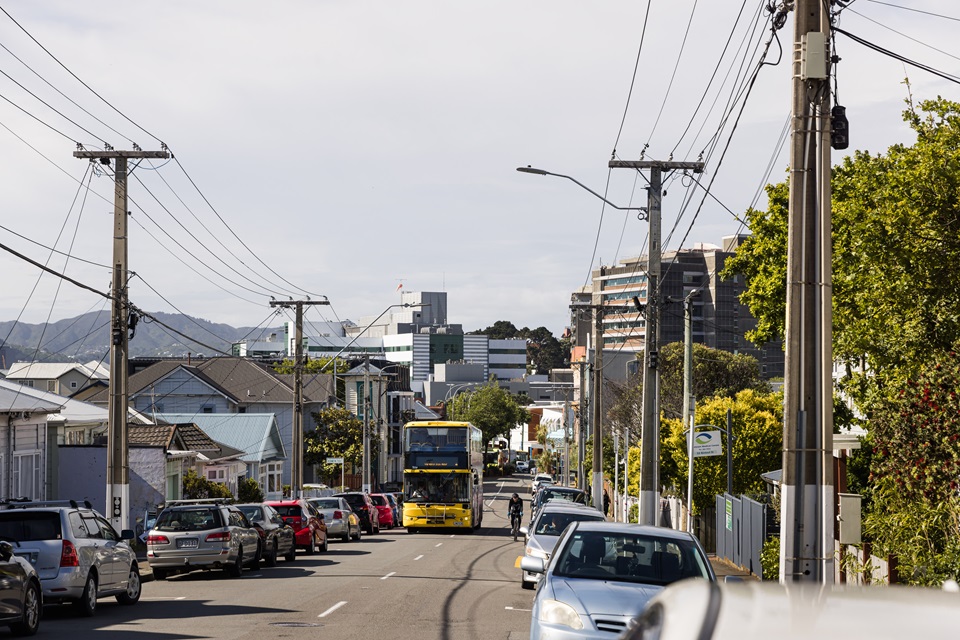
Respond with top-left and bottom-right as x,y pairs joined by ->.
572,235 -> 784,378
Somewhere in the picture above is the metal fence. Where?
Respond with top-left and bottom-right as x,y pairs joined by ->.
715,493 -> 766,577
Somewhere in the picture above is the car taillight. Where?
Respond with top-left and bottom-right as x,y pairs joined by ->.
146,534 -> 169,545
333,510 -> 343,520
60,540 -> 79,567
205,531 -> 231,542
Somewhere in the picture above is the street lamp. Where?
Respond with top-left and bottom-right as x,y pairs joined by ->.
516,166 -> 648,217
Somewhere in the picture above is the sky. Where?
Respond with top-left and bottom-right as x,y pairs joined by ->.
0,1 -> 957,346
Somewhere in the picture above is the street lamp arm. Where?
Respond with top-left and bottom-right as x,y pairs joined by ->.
516,166 -> 648,214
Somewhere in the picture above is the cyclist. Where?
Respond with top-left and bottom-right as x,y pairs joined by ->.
508,493 -> 524,539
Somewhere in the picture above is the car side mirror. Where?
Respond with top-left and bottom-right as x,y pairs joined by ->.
0,540 -> 13,562
519,527 -> 529,536
520,556 -> 545,574
120,529 -> 135,540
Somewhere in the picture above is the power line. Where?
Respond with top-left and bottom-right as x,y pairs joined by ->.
863,0 -> 960,23
846,7 -> 960,62
833,26 -> 960,84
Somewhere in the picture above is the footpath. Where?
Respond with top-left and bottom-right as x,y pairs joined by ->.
709,554 -> 758,580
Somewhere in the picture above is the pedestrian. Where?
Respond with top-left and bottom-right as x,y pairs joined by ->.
603,490 -> 610,517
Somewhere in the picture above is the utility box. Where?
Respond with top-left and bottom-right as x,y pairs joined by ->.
801,31 -> 827,80
838,493 -> 862,544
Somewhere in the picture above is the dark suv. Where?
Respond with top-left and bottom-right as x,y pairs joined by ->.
333,493 -> 380,535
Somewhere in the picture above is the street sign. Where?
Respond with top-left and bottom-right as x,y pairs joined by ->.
692,430 -> 723,457
326,457 -> 344,464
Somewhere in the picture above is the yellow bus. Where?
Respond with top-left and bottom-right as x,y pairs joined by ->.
402,421 -> 484,532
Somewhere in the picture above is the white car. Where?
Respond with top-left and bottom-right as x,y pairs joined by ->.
515,460 -> 529,473
626,578 -> 960,640
531,473 -> 555,494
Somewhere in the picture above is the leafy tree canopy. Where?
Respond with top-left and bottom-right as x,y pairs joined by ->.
304,407 -> 375,479
722,98 -> 960,380
448,381 -> 530,451
662,389 -> 783,514
272,357 -> 350,375
470,321 -> 568,375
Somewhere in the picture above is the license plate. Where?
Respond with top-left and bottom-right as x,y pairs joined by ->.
177,538 -> 199,549
15,552 -> 38,565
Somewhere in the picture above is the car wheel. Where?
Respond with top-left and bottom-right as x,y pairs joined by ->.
152,567 -> 169,581
116,565 -> 142,604
305,534 -> 316,555
74,572 -> 98,617
353,526 -> 362,541
10,580 -> 40,636
265,540 -> 278,567
319,534 -> 328,553
341,529 -> 351,542
226,548 -> 243,577
284,540 -> 296,563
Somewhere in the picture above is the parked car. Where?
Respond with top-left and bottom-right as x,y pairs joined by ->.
234,503 -> 296,565
626,578 -> 960,640
521,522 -> 715,639
369,494 -> 396,529
308,497 -> 361,542
531,473 -> 554,495
333,492 -> 380,534
531,486 -> 588,518
146,499 -> 261,580
384,493 -> 402,528
515,460 -> 529,473
519,502 -> 606,590
0,499 -> 140,616
0,539 -> 41,635
265,500 -> 327,554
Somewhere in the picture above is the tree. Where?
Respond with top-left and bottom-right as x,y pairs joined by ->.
722,98 -> 960,381
661,389 -> 783,515
182,469 -> 233,500
304,407 -> 373,483
448,381 -> 530,455
237,477 -> 264,503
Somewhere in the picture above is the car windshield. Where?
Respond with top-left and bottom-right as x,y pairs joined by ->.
273,506 -> 304,518
237,506 -> 263,522
155,508 -> 222,532
540,489 -> 586,505
370,495 -> 387,506
553,531 -> 711,585
534,511 -> 604,536
313,499 -> 340,510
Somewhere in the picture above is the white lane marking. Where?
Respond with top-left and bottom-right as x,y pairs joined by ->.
435,543 -> 443,548
142,596 -> 186,601
450,534 -> 455,538
381,572 -> 396,580
318,601 -> 347,618
414,555 -> 424,560
505,606 -> 532,612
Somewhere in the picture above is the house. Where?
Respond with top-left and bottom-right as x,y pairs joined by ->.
78,357 -> 333,488
155,413 -> 286,500
58,421 -> 235,527
0,383 -> 62,501
4,361 -> 108,397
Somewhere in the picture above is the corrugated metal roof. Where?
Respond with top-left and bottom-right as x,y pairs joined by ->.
5,361 -> 106,381
155,413 -> 285,463
0,384 -> 63,413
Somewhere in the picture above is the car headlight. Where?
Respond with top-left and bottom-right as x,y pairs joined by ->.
539,599 -> 583,630
526,546 -> 548,559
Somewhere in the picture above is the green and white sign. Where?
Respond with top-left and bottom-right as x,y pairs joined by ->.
692,430 -> 723,457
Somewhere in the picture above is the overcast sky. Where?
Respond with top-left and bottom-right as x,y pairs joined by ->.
0,1 -> 956,345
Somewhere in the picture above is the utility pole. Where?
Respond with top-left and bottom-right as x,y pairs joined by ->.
578,361 -> 589,492
780,0 -> 834,584
610,159 -> 704,526
682,292 -> 696,533
363,353 -> 371,493
270,299 -> 330,498
74,148 -> 168,532
591,299 -> 604,514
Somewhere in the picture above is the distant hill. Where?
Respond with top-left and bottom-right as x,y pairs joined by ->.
0,311 -> 286,364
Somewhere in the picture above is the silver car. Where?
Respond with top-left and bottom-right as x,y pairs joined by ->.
308,497 -> 362,542
0,500 -> 140,617
146,500 -> 260,580
521,522 -> 715,639
520,503 -> 606,590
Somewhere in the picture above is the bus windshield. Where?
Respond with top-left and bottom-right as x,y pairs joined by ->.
404,473 -> 470,504
404,426 -> 468,452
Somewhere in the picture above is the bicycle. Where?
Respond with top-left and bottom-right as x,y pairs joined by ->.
511,513 -> 522,541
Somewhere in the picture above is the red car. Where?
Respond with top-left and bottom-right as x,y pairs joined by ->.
370,493 -> 396,529
266,500 -> 328,554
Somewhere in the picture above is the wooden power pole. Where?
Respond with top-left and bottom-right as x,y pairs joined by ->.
74,148 -> 169,531
270,299 -> 330,498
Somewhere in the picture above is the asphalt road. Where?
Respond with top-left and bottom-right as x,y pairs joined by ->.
36,476 -> 535,640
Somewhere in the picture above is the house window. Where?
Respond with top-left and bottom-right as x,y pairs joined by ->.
70,381 -> 78,389
259,462 -> 282,495
202,405 -> 214,414
13,450 -> 41,500
46,381 -> 57,393
206,467 -> 227,482
65,430 -> 86,445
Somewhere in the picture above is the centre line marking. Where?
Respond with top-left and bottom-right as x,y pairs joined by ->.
435,543 -> 443,547
505,606 -> 532,612
381,572 -> 396,580
414,554 -> 424,560
318,601 -> 347,618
